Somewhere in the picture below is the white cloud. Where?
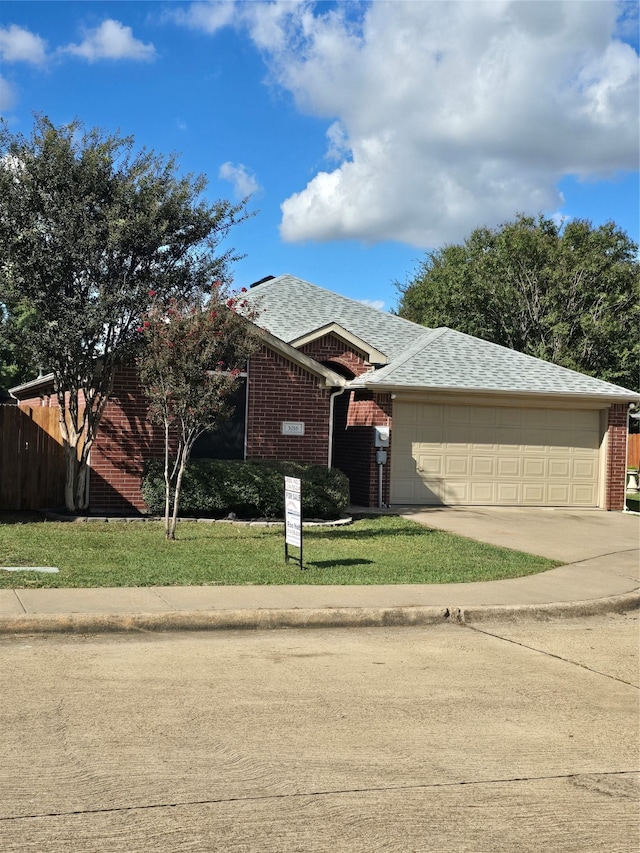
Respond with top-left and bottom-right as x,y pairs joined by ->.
219,161 -> 261,198
64,20 -> 156,62
180,1 -> 640,247
0,24 -> 47,64
0,75 -> 16,113
171,1 -> 237,34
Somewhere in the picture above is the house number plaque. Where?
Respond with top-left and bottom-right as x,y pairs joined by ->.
281,421 -> 305,436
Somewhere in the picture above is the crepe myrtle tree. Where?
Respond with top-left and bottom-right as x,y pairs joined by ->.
0,115 -> 249,511
137,287 -> 258,540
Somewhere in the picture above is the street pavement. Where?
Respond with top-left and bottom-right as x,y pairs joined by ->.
1,616 -> 638,852
0,507 -> 638,632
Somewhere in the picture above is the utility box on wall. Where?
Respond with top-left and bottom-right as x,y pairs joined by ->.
373,425 -> 390,448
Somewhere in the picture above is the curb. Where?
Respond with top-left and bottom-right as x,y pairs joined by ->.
0,591 -> 637,635
450,590 -> 640,623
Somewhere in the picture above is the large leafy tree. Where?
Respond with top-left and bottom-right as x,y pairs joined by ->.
0,115 -> 247,511
396,214 -> 639,390
0,302 -> 37,397
137,289 -> 257,540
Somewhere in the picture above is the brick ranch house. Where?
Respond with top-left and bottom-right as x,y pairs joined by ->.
11,274 -> 639,513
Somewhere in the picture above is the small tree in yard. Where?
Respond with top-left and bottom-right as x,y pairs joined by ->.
137,288 -> 257,540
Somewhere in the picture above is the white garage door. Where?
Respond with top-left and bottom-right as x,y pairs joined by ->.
391,402 -> 601,506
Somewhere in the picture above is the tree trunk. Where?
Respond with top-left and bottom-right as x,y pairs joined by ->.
164,422 -> 172,539
63,443 -> 79,513
75,458 -> 89,511
168,454 -> 187,540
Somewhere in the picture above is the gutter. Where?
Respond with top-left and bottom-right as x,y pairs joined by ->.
352,381 -> 640,406
9,372 -> 55,399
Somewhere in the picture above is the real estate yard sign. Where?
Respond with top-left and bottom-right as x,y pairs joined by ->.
284,476 -> 303,569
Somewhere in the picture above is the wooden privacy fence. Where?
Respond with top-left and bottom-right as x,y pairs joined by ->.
628,433 -> 640,470
0,405 -> 65,511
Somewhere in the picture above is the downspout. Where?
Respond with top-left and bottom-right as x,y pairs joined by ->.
242,364 -> 250,461
327,385 -> 347,469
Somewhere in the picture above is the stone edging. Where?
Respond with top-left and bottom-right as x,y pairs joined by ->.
40,510 -> 353,528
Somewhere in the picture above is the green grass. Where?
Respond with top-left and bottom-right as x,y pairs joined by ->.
0,514 -> 559,588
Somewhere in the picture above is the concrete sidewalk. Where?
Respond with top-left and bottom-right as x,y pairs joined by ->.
0,508 -> 638,633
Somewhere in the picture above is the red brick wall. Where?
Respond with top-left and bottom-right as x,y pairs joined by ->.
606,404 -> 628,511
18,395 -> 50,408
17,376 -> 161,513
333,392 -> 392,506
299,334 -> 372,378
246,345 -> 332,466
90,366 -> 165,513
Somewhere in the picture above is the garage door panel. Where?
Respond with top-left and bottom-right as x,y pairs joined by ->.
470,426 -> 499,447
548,484 -> 570,503
548,459 -> 571,478
544,429 -> 582,451
573,484 -> 598,504
471,482 -> 496,503
496,483 -> 520,503
495,428 -> 521,449
418,455 -> 443,476
498,458 -> 521,476
391,479 -> 416,503
445,482 -> 470,503
391,402 -> 601,507
394,454 -> 418,476
445,425 -> 472,446
522,458 -> 546,478
573,459 -> 598,479
522,484 -> 545,503
408,425 -> 442,443
445,456 -> 470,476
471,456 -> 495,476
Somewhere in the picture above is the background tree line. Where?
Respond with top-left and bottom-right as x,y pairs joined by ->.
396,214 -> 639,392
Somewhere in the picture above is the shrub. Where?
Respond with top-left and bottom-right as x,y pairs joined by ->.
141,459 -> 350,519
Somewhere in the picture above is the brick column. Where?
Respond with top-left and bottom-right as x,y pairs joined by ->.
605,404 -> 628,511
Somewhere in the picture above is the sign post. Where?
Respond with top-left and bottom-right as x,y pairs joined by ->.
284,476 -> 303,569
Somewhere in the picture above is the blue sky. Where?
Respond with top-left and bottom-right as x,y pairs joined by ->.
1,1 -> 638,311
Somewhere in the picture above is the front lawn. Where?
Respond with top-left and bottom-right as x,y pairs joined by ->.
0,514 -> 559,588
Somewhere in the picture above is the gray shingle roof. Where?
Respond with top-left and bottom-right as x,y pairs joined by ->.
244,274 -> 426,361
245,275 -> 639,401
353,328 -> 638,398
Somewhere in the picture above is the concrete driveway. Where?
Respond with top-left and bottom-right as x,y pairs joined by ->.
395,506 -> 639,567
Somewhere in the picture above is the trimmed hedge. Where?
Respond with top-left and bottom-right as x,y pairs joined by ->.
141,458 -> 350,520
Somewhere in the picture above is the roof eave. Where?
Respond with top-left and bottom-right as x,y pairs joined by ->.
9,373 -> 55,399
356,380 -> 640,405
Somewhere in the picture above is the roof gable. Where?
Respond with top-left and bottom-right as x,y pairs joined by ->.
255,326 -> 347,388
291,322 -> 388,365
245,274 -> 425,361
